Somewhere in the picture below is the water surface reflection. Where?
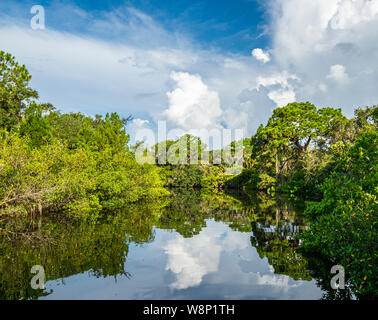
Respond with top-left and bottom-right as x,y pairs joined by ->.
0,190 -> 348,299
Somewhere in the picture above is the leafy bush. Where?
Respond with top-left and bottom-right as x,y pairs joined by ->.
162,164 -> 203,188
201,165 -> 230,192
280,169 -> 323,201
300,130 -> 378,298
0,116 -> 168,221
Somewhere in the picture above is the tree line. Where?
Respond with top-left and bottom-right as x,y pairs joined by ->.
0,51 -> 376,298
0,51 -> 168,221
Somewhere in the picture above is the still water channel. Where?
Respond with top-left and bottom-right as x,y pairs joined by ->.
0,190 -> 351,300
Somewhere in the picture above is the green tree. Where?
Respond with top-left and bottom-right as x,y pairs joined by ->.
78,112 -> 131,154
19,102 -> 54,147
152,134 -> 207,188
45,112 -> 93,149
0,51 -> 38,131
253,102 -> 346,179
353,105 -> 378,137
300,130 -> 378,298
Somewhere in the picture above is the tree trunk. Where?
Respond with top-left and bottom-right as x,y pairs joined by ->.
275,152 -> 280,180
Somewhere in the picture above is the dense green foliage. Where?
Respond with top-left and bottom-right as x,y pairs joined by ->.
0,53 -> 168,221
0,51 -> 376,299
230,104 -> 377,298
0,51 -> 39,131
228,102 -> 348,195
151,134 -> 232,189
0,118 -> 168,220
226,103 -> 377,298
300,130 -> 377,298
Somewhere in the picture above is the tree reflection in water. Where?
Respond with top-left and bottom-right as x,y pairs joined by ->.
0,190 -> 355,299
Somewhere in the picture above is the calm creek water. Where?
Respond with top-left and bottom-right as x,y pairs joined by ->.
0,190 -> 352,300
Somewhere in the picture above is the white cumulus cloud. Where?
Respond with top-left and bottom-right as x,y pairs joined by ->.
269,0 -> 378,116
251,48 -> 270,63
326,64 -> 349,83
329,0 -> 378,30
1,0 -> 378,137
164,222 -> 251,290
255,72 -> 300,107
132,118 -> 150,127
164,233 -> 222,290
267,89 -> 297,108
164,72 -> 223,130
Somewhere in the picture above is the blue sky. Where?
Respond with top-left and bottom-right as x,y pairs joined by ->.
1,0 -> 378,144
0,0 -> 268,54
